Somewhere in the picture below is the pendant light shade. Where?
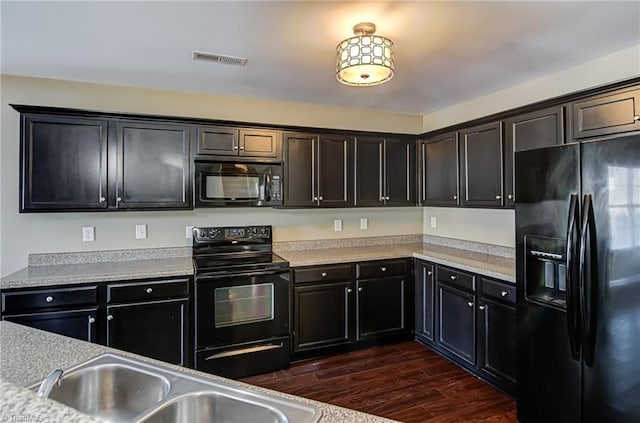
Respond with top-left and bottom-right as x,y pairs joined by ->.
336,22 -> 394,86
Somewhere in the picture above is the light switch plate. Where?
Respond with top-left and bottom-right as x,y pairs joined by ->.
430,217 -> 437,229
360,218 -> 368,230
334,219 -> 343,232
82,226 -> 95,242
135,224 -> 147,239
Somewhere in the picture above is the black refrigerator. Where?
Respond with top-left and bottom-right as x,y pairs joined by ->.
515,134 -> 640,423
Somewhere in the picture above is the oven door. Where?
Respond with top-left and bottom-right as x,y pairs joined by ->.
195,269 -> 290,349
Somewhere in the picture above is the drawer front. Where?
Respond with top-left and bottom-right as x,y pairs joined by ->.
2,286 -> 98,314
481,278 -> 516,304
357,259 -> 408,279
107,278 -> 189,304
293,264 -> 352,284
437,266 -> 475,292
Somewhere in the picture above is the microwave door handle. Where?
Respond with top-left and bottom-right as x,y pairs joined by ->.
265,173 -> 271,201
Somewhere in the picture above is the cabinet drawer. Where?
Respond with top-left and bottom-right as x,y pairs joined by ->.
293,264 -> 352,284
107,279 -> 189,304
481,278 -> 515,304
2,285 -> 98,314
437,266 -> 475,292
356,259 -> 407,279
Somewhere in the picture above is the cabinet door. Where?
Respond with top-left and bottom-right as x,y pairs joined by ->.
293,282 -> 353,352
196,126 -> 238,156
572,88 -> 640,139
438,283 -> 476,365
115,121 -> 191,209
239,129 -> 280,158
460,122 -> 504,207
414,260 -> 435,343
283,132 -> 317,207
504,106 -> 565,207
419,133 -> 459,206
477,298 -> 517,393
4,308 -> 98,343
354,137 -> 384,206
21,114 -> 108,211
317,134 -> 353,207
384,139 -> 416,206
357,276 -> 407,341
107,298 -> 189,366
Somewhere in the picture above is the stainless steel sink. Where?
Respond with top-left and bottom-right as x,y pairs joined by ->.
47,363 -> 170,421
30,353 -> 321,423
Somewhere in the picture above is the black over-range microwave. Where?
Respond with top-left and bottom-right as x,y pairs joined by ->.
194,161 -> 282,207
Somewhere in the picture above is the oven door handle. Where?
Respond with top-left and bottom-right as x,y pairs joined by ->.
204,343 -> 284,360
196,268 -> 290,281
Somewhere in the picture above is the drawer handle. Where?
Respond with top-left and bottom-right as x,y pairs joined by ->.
380,267 -> 387,272
107,314 -> 114,321
479,305 -> 486,310
450,275 -> 457,281
501,290 -> 509,297
88,317 -> 96,324
45,296 -> 54,303
467,301 -> 474,307
321,272 -> 328,278
146,288 -> 153,294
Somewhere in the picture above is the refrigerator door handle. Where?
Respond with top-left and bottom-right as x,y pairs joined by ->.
565,193 -> 581,360
579,193 -> 598,367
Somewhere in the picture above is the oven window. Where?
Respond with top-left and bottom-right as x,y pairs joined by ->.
205,175 -> 261,200
214,283 -> 274,327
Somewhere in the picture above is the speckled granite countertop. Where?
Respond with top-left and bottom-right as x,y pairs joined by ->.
0,321 -> 397,423
277,243 -> 515,283
1,257 -> 194,290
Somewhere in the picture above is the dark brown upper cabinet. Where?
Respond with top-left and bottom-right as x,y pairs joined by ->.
114,120 -> 191,209
459,122 -> 504,208
196,125 -> 281,159
504,106 -> 565,207
355,137 -> 415,207
283,132 -> 353,208
419,132 -> 460,207
572,87 -> 640,139
20,114 -> 109,212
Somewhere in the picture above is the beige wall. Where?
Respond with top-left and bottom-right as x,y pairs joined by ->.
422,44 -> 640,132
423,207 -> 515,248
0,76 -> 423,277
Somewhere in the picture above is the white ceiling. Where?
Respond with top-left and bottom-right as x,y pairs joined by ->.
2,1 -> 639,115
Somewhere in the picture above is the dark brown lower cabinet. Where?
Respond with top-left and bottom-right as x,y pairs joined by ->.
437,283 -> 476,365
4,308 -> 98,343
293,281 -> 353,352
477,298 -> 516,393
357,276 -> 408,341
107,298 -> 189,366
414,260 -> 435,343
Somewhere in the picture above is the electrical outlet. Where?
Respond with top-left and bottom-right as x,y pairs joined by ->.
334,219 -> 343,232
430,216 -> 437,229
360,218 -> 368,230
135,224 -> 147,239
186,226 -> 194,239
82,226 -> 95,242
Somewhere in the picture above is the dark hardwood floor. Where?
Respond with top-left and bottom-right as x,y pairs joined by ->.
240,341 -> 517,422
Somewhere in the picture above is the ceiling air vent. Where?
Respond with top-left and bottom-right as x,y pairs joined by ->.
192,51 -> 247,66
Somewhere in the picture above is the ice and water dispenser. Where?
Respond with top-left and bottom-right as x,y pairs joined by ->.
524,235 -> 568,308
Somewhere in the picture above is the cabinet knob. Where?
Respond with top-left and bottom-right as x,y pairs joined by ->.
358,287 -> 363,292
347,288 -> 352,293
99,197 -> 106,202
501,290 -> 509,297
318,196 -> 323,201
380,267 -> 387,272
453,195 -> 458,200
146,287 -> 153,294
233,146 -> 239,150
239,146 -> 245,150
479,305 -> 486,310
45,296 -> 54,303
321,272 -> 328,278
495,195 -> 502,200
427,271 -> 433,276
467,301 -> 474,307
380,196 -> 384,201
385,196 -> 390,201
313,196 -> 318,201
507,194 -> 513,200
88,316 -> 96,324
634,115 -> 640,121
450,275 -> 457,280
107,314 -> 114,321
116,197 -> 122,202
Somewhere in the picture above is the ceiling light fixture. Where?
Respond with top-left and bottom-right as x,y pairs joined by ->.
336,22 -> 394,86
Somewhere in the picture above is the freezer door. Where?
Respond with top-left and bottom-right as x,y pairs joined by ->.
515,143 -> 582,423
581,135 -> 640,423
